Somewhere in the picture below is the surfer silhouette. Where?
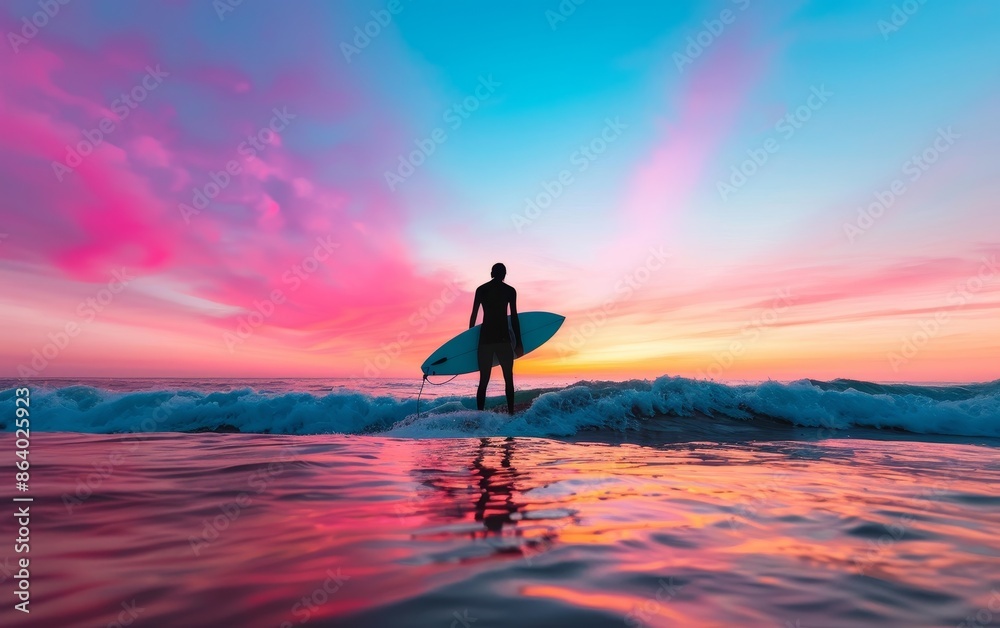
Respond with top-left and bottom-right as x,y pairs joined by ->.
470,263 -> 523,414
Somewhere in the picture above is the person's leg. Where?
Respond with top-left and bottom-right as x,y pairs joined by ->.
477,344 -> 494,410
495,342 -> 515,414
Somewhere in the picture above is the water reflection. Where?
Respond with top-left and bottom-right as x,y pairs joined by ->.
15,433 -> 1000,627
472,437 -> 520,535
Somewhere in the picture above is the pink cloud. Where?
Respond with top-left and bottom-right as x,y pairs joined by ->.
0,31 -> 463,375
621,22 -> 779,235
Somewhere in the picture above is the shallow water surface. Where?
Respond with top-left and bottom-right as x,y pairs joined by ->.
3,432 -> 998,627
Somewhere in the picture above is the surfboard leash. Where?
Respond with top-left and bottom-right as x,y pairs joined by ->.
415,373 -> 460,418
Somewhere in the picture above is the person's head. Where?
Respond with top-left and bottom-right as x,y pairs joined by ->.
490,263 -> 506,280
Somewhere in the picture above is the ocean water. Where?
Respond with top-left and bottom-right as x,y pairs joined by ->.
2,376 -> 999,627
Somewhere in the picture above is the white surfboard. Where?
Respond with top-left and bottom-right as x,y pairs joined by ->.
421,311 -> 565,376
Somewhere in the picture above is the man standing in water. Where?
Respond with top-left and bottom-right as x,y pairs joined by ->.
470,263 -> 523,414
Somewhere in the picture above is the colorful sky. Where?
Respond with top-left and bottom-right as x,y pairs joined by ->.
1,0 -> 998,382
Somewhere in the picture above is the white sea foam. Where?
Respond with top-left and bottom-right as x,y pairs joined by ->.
5,376 -> 999,439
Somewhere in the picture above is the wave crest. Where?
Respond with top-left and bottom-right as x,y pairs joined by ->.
3,377 -> 998,439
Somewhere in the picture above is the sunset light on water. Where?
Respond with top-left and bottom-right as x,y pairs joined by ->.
1,1 -> 999,626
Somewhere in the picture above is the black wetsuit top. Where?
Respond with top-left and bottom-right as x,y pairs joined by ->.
474,280 -> 522,346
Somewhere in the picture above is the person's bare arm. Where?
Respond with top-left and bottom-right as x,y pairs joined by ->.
470,288 -> 481,329
510,289 -> 523,356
